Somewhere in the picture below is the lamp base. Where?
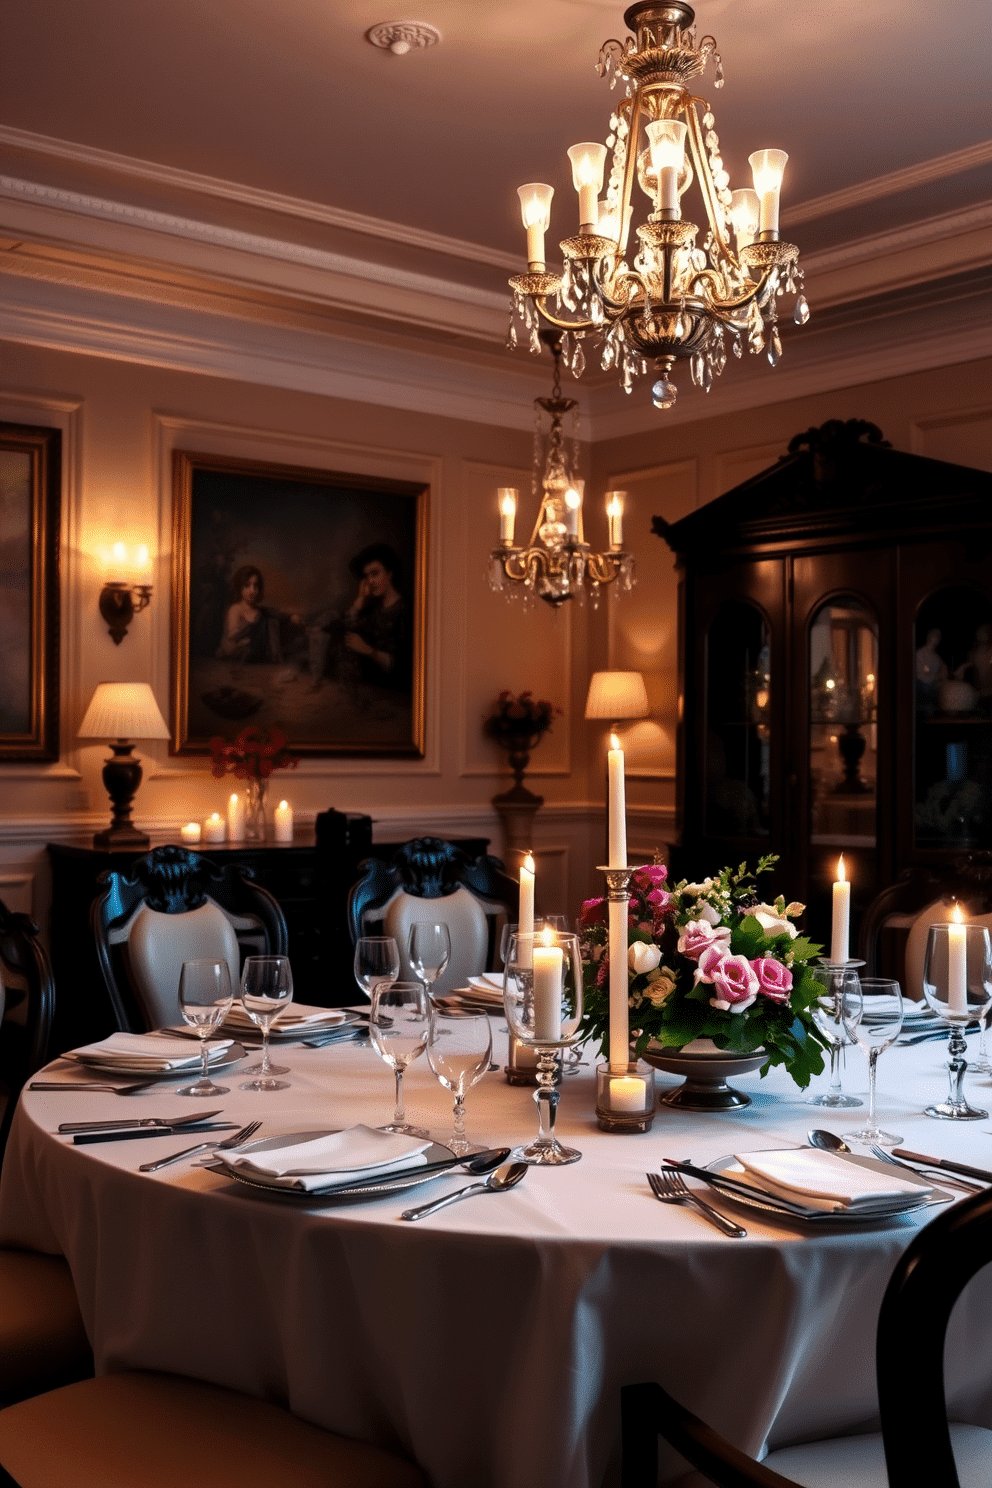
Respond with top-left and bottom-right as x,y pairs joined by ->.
95,743 -> 148,850
92,822 -> 151,850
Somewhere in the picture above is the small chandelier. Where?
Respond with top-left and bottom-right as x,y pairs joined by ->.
489,332 -> 634,608
506,0 -> 809,411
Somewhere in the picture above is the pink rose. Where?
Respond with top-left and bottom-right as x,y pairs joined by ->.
692,943 -> 729,986
633,864 -> 668,889
579,897 -> 605,927
677,918 -> 732,961
709,954 -> 760,1013
753,957 -> 793,1003
646,887 -> 673,912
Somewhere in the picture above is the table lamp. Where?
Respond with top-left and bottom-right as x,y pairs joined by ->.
584,671 -> 650,733
78,682 -> 171,848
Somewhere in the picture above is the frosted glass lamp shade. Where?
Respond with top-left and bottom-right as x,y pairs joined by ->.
78,683 -> 170,741
584,671 -> 650,722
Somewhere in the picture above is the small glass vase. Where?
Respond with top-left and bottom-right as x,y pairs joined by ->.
244,778 -> 267,842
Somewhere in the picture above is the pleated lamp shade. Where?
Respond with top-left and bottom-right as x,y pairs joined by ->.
78,682 -> 170,741
584,671 -> 649,722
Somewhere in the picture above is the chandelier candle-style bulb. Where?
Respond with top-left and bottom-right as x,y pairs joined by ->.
646,119 -> 687,216
498,488 -> 518,544
749,149 -> 788,238
729,188 -> 760,251
564,485 -> 582,537
518,183 -> 554,269
567,143 -> 608,229
606,492 -> 624,549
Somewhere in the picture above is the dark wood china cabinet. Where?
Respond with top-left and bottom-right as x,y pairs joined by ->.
654,419 -> 992,951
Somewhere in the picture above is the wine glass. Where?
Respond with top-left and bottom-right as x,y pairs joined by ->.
409,923 -> 451,995
427,1008 -> 492,1155
177,959 -> 233,1097
922,922 -> 992,1120
369,981 -> 430,1137
353,936 -> 400,1002
842,978 -> 904,1146
503,929 -> 584,1165
808,965 -> 863,1108
239,955 -> 294,1092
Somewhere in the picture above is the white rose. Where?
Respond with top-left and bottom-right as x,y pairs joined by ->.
628,942 -> 662,975
753,903 -> 798,939
697,900 -> 721,926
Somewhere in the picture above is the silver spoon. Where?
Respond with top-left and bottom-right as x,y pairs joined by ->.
807,1129 -> 851,1152
400,1160 -> 528,1221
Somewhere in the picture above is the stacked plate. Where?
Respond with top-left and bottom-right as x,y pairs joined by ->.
703,1147 -> 943,1223
434,973 -> 505,1016
213,1124 -> 450,1198
66,1032 -> 241,1078
220,1003 -> 351,1042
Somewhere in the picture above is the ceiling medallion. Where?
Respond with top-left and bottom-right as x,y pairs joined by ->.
506,0 -> 809,411
365,21 -> 441,55
489,332 -> 633,609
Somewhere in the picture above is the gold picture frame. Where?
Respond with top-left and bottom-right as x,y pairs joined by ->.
171,450 -> 427,757
0,422 -> 60,761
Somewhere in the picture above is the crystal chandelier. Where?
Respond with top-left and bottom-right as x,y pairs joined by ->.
489,333 -> 634,608
506,0 -> 809,411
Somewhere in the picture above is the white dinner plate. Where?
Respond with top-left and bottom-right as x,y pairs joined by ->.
225,1009 -> 364,1043
211,1136 -> 456,1202
67,1042 -> 248,1079
705,1153 -> 949,1224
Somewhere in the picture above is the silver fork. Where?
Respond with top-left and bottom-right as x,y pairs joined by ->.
139,1120 -> 262,1173
647,1170 -> 747,1237
867,1143 -> 984,1194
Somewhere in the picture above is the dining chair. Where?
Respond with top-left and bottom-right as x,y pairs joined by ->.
348,836 -> 519,994
91,844 -> 288,1032
0,1370 -> 426,1487
0,898 -> 54,1162
620,1185 -> 992,1487
860,854 -> 992,1000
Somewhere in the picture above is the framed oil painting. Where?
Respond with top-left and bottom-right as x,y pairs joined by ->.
171,451 -> 427,757
0,422 -> 60,762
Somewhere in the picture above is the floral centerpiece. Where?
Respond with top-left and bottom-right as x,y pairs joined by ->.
209,726 -> 298,841
577,856 -> 827,1088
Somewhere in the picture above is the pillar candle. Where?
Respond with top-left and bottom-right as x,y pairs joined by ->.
948,907 -> 968,1016
227,792 -> 245,843
203,813 -> 226,844
273,799 -> 294,843
830,855 -> 850,963
609,1074 -> 646,1113
608,734 -> 627,869
532,944 -> 563,1040
608,895 -> 629,1073
180,822 -> 201,845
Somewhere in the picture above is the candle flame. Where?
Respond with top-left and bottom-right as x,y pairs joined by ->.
208,813 -> 222,823
541,926 -> 554,947
610,731 -> 621,751
523,852 -> 535,874
953,902 -> 965,924
229,791 -> 238,802
279,799 -> 288,809
837,855 -> 846,883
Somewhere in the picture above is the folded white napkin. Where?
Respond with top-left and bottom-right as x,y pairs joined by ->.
222,1002 -> 344,1031
68,1032 -> 233,1070
216,1124 -> 432,1192
735,1148 -> 931,1213
465,976 -> 505,1003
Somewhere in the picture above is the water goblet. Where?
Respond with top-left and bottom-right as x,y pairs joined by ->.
426,1007 -> 492,1155
807,964 -> 864,1108
922,922 -> 992,1120
177,959 -> 234,1097
409,923 -> 451,995
354,936 -> 400,1002
842,978 -> 904,1146
503,929 -> 584,1165
369,980 -> 431,1138
239,955 -> 294,1091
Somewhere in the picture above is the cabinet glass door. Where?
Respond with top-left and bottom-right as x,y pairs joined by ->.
704,601 -> 771,839
914,587 -> 992,849
809,594 -> 878,850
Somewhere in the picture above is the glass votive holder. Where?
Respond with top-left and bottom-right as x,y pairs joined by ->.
505,1032 -> 561,1087
596,1061 -> 657,1133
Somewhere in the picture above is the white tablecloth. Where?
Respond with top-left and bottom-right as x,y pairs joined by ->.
3,1030 -> 992,1487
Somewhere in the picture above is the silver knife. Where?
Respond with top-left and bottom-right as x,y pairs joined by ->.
59,1109 -> 223,1133
892,1149 -> 992,1184
73,1122 -> 237,1146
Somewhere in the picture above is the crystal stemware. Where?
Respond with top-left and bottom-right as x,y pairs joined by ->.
409,923 -> 451,995
922,922 -> 992,1120
177,958 -> 233,1097
503,929 -> 584,1165
353,936 -> 401,1002
426,1007 -> 492,1155
842,978 -> 904,1146
239,955 -> 294,1092
369,980 -> 430,1138
808,964 -> 863,1108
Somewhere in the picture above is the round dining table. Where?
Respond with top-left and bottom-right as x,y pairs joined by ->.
3,1024 -> 992,1488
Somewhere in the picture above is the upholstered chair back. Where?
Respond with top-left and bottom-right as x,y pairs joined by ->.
378,886 -> 489,995
122,903 -> 242,1029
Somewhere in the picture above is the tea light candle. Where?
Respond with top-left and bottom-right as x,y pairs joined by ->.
831,855 -> 850,963
519,853 -> 535,969
180,822 -> 201,845
227,792 -> 245,843
948,904 -> 968,1016
532,941 -> 563,1040
203,813 -> 226,844
609,1074 -> 647,1113
273,799 -> 294,843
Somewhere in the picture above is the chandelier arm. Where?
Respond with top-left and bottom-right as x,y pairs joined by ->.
699,267 -> 777,317
530,298 -> 598,334
617,88 -> 644,259
684,102 -> 735,266
593,261 -> 650,316
586,551 -> 624,584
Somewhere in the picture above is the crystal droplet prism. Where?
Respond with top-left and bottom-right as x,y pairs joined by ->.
652,377 -> 677,410
794,294 -> 810,325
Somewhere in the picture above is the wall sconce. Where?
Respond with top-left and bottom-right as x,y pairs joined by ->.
97,542 -> 153,644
